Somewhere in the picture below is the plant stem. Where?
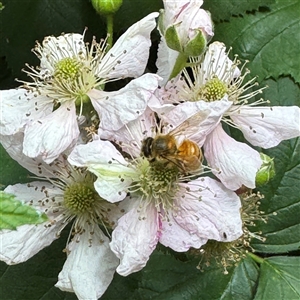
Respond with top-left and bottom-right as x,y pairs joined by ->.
247,252 -> 265,264
106,14 -> 114,52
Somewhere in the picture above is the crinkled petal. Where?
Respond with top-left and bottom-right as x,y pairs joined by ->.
174,177 -> 243,241
68,140 -> 136,202
229,105 -> 300,148
99,107 -> 157,158
0,182 -> 66,264
156,36 -> 180,85
110,201 -> 159,276
89,73 -> 160,132
201,42 -> 241,82
23,102 -> 79,163
0,89 -> 52,135
204,124 -> 262,190
97,12 -> 159,79
160,211 -> 206,251
175,5 -> 213,43
39,33 -> 86,74
0,132 -> 71,178
161,98 -> 232,145
55,223 -> 118,300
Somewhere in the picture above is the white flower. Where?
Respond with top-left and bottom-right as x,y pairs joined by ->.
0,134 -> 126,300
68,115 -> 243,276
155,41 -> 300,190
0,12 -> 160,163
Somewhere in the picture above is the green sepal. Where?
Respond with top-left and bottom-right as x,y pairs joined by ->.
0,191 -> 48,230
168,52 -> 188,82
184,30 -> 207,57
157,8 -> 165,34
256,152 -> 275,186
165,24 -> 183,53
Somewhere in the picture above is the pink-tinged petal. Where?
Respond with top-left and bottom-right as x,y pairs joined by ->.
159,211 -> 207,251
0,89 -> 52,135
55,224 -> 118,300
68,140 -> 136,203
204,124 -> 262,190
174,177 -> 243,242
23,102 -> 79,163
89,73 -> 160,131
156,37 -> 180,85
0,182 -> 66,264
175,5 -> 213,41
229,105 -> 300,148
97,12 -> 159,79
162,98 -> 232,145
110,201 -> 159,276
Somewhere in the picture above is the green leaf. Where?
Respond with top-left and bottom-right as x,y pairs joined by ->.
203,0 -> 274,22
254,256 -> 300,299
220,257 -> 259,300
0,191 -> 48,230
213,0 -> 300,83
112,251 -> 235,300
250,77 -> 300,253
0,144 -> 31,188
0,225 -> 76,300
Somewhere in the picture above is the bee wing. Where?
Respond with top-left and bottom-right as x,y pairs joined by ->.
168,110 -> 210,138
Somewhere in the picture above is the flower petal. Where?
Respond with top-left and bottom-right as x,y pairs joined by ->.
204,124 -> 262,190
0,132 -> 71,178
97,12 -> 159,79
159,211 -> 207,251
99,107 -> 157,158
174,177 -> 243,242
0,182 -> 65,264
110,201 -> 159,276
201,42 -> 241,83
229,105 -> 300,148
161,98 -> 232,145
0,88 -> 52,135
39,33 -> 86,74
89,73 -> 160,132
23,102 -> 79,163
55,223 -> 118,300
68,140 -> 136,202
156,36 -> 180,85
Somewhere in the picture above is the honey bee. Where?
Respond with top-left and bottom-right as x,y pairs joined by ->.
141,111 -> 208,174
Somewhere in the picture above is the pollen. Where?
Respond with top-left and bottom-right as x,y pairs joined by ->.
132,159 -> 179,209
198,77 -> 228,102
63,182 -> 97,215
54,57 -> 82,81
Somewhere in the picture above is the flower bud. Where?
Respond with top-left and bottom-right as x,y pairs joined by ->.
91,0 -> 123,16
159,1 -> 213,57
255,153 -> 275,186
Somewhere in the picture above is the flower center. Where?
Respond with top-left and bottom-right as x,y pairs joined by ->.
54,57 -> 82,81
63,182 -> 98,215
197,77 -> 228,102
133,159 -> 179,209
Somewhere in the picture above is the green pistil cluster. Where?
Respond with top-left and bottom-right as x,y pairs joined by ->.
137,160 -> 179,207
54,57 -> 82,81
63,182 -> 98,215
198,77 -> 228,102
